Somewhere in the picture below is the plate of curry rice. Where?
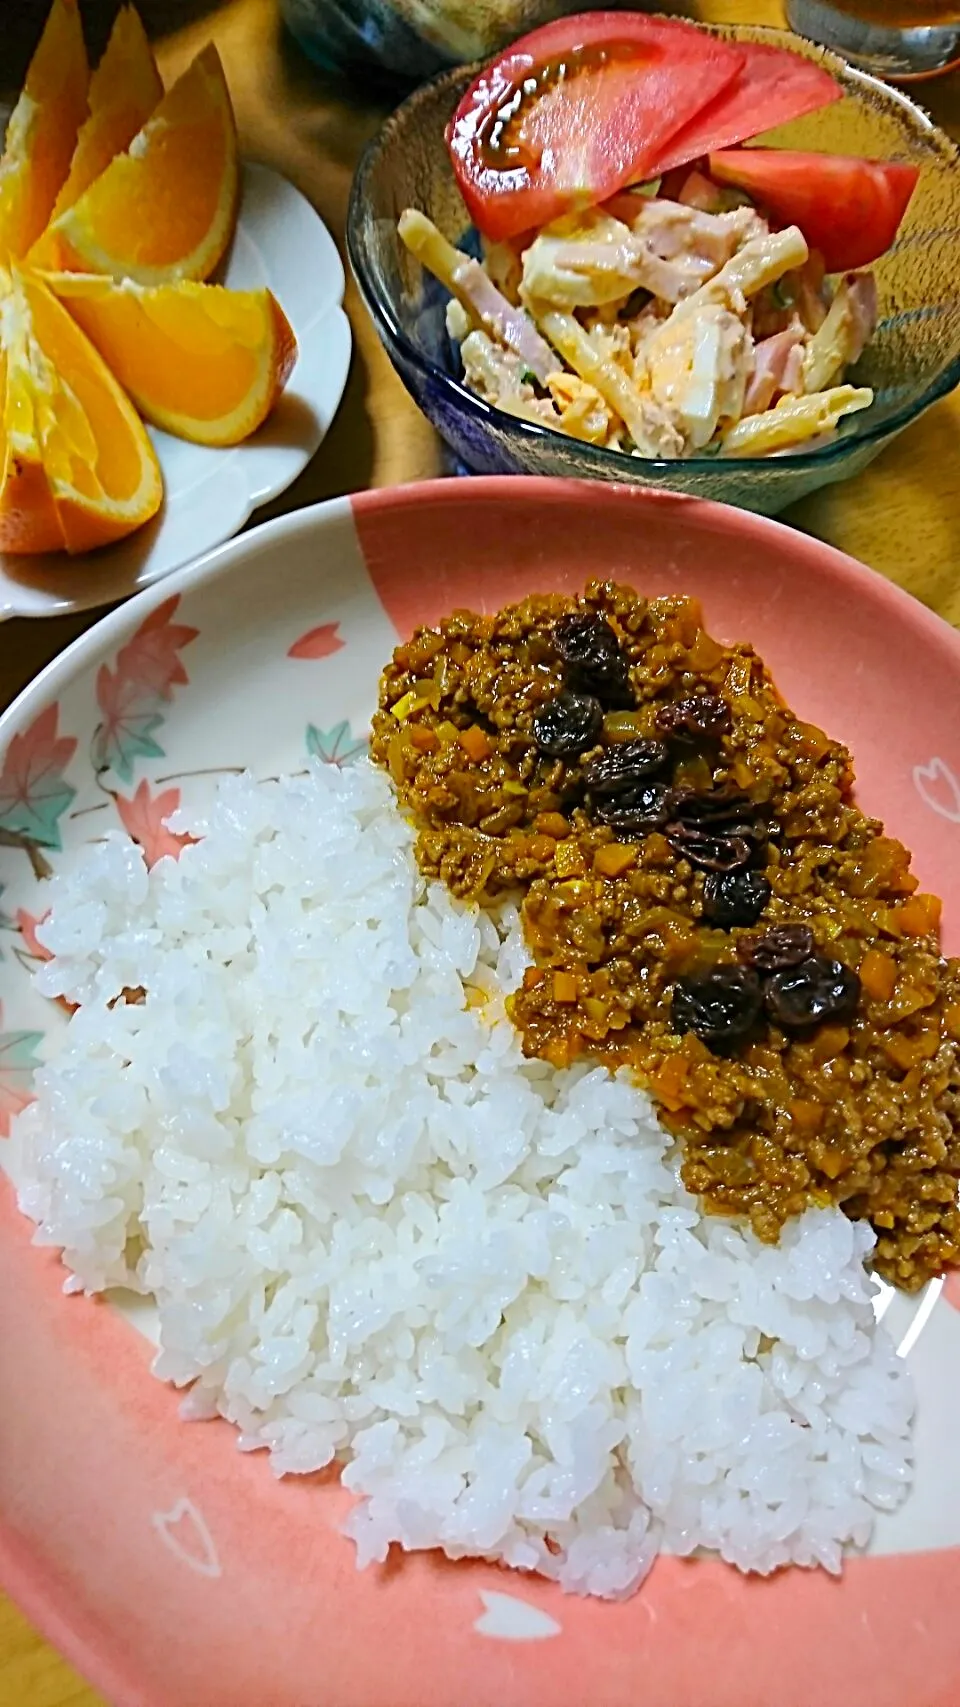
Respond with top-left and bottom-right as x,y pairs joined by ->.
0,477 -> 958,1707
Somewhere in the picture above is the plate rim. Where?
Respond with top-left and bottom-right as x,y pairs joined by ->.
2,478 -> 959,749
2,474 -> 960,1707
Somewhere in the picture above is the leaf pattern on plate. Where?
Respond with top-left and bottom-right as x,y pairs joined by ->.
0,705 -> 78,866
288,622 -> 345,660
15,909 -> 52,964
92,596 -> 198,783
115,781 -> 198,870
306,720 -> 368,767
0,1007 -> 44,1136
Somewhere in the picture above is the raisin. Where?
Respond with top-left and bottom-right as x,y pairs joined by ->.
741,925 -> 816,974
667,826 -> 753,872
765,956 -> 861,1032
553,612 -> 632,705
702,870 -> 772,928
658,693 -> 731,741
670,786 -> 756,826
532,692 -> 603,758
593,783 -> 673,837
671,966 -> 763,1050
583,739 -> 670,797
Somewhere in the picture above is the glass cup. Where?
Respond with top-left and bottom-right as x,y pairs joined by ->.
785,0 -> 960,80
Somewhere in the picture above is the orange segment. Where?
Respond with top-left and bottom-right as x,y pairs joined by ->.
0,316 -> 63,554
0,0 -> 88,260
46,273 -> 297,446
43,5 -> 163,233
39,44 -> 239,286
0,269 -> 162,554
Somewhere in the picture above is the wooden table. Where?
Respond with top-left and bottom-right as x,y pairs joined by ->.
0,1 -> 958,1701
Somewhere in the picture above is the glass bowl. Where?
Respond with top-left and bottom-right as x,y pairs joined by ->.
347,22 -> 960,515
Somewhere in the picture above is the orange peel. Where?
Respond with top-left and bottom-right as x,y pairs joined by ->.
0,0 -> 89,261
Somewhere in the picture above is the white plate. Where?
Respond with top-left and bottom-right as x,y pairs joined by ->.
0,160 -> 351,621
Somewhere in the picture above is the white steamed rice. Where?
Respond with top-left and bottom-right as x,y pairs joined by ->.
9,759 -> 915,1598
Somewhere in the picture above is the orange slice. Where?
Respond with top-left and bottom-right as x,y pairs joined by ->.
38,44 -> 239,286
0,268 -> 162,554
0,322 -> 63,555
43,5 -> 164,233
0,0 -> 88,260
46,274 -> 297,446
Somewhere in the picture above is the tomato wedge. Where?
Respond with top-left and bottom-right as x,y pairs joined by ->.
446,12 -> 745,242
651,42 -> 841,176
708,148 -> 920,271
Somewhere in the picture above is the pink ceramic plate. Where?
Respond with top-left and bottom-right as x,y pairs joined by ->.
1,478 -> 959,1707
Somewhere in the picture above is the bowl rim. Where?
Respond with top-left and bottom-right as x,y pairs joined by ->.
347,20 -> 960,479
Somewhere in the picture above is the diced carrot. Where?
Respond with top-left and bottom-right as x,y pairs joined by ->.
552,970 -> 579,1004
555,841 -> 587,878
534,811 -> 569,839
409,725 -> 439,754
544,1034 -> 583,1068
553,884 -> 592,912
892,979 -> 938,1019
884,1029 -> 940,1070
876,906 -> 903,939
788,1099 -> 825,1134
859,948 -> 897,1002
897,893 -> 942,937
817,1146 -> 846,1179
944,1003 -> 960,1040
863,836 -> 914,891
526,835 -> 556,863
593,842 -> 638,878
651,1054 -> 690,1112
522,966 -> 544,990
458,724 -> 492,762
643,833 -> 671,864
809,1025 -> 849,1064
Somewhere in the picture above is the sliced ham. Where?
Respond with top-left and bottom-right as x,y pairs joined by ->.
744,325 -> 807,416
452,256 -> 555,383
842,272 -> 879,365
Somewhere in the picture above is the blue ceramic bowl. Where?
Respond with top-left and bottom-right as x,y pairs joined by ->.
347,24 -> 960,515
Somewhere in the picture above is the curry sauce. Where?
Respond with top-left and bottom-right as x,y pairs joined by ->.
372,581 -> 960,1289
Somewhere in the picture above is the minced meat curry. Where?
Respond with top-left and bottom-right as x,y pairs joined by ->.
371,581 -> 960,1291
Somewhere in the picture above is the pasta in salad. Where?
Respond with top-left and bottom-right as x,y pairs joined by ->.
399,167 -> 878,462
